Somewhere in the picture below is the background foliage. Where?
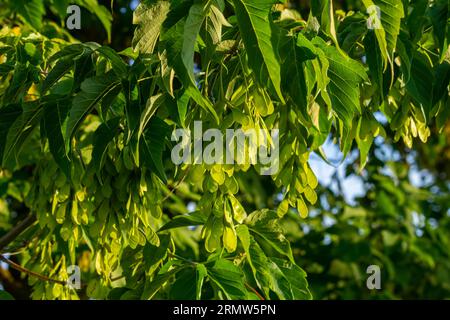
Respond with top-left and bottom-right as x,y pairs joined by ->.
0,0 -> 449,300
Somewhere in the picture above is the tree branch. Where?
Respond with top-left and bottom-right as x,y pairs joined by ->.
0,214 -> 36,252
0,255 -> 66,286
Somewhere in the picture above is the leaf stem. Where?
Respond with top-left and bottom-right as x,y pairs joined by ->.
168,252 -> 197,266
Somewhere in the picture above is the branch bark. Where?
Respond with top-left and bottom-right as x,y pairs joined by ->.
0,255 -> 66,286
0,214 -> 69,287
0,214 -> 36,252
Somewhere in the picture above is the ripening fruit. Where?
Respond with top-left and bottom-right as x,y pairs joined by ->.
223,225 -> 237,253
122,146 -> 134,170
71,199 -> 80,225
101,182 -> 113,198
55,171 -> 67,189
80,209 -> 89,225
303,186 -> 317,205
277,199 -> 289,217
294,178 -> 305,193
296,196 -> 308,219
306,166 -> 318,189
55,203 -> 67,224
211,165 -> 225,185
60,221 -> 72,241
203,215 -> 224,253
228,194 -> 247,223
203,175 -> 218,193
150,203 -> 162,219
26,83 -> 38,101
190,165 -> 205,183
253,87 -> 274,117
138,176 -> 148,197
228,176 -> 239,193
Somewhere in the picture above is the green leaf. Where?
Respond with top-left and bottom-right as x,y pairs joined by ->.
337,13 -> 367,52
41,59 -> 75,94
159,6 -> 198,86
356,115 -> 375,170
75,0 -> 113,42
271,258 -> 312,300
396,32 -> 413,83
158,211 -> 207,232
176,89 -> 190,128
311,0 -> 339,48
433,61 -> 450,106
0,62 -> 14,76
12,0 -> 45,30
132,0 -> 171,54
140,117 -> 171,182
96,46 -> 128,78
236,225 -> 311,300
138,94 -> 165,141
2,102 -> 43,166
170,267 -> 198,299
160,10 -> 220,123
168,263 -> 207,300
207,3 -> 231,44
406,0 -> 428,42
244,209 -> 294,262
72,49 -> 97,92
406,53 -> 435,120
2,64 -> 33,104
0,290 -> 15,300
313,37 -> 368,128
185,85 -> 219,124
91,117 -> 121,174
122,81 -> 141,143
362,0 -> 404,67
232,0 -> 284,102
143,234 -> 171,272
0,105 -> 23,163
280,32 -> 316,116
236,225 -> 271,297
207,259 -> 247,299
378,0 -> 404,58
429,0 -> 449,60
364,30 -> 384,98
66,74 -> 121,150
203,214 -> 224,253
141,267 -> 183,300
50,0 -> 70,20
47,44 -> 86,65
182,2 -> 208,84
42,97 -> 71,177
195,264 -> 208,300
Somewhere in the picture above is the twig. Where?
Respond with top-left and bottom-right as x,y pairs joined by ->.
0,214 -> 71,287
0,255 -> 66,286
244,282 -> 265,301
0,214 -> 36,252
162,167 -> 191,202
111,275 -> 125,282
168,252 -> 197,266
